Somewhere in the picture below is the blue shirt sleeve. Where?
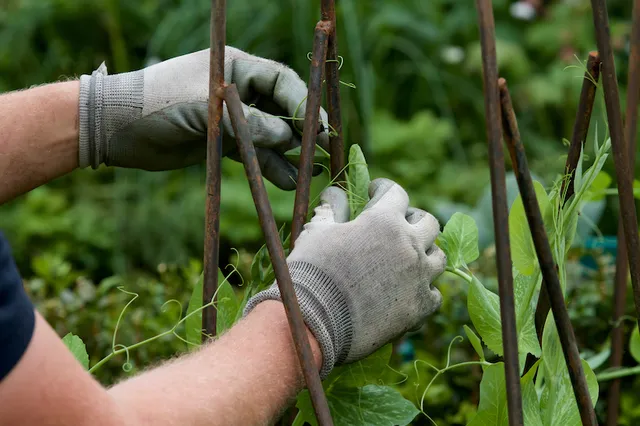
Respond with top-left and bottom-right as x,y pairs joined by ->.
0,232 -> 35,382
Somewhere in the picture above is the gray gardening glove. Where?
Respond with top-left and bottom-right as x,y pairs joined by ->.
78,47 -> 329,190
244,178 -> 446,378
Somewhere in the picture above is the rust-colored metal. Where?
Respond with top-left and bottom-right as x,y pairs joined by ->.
321,0 -> 345,183
474,2 -> 523,424
500,78 -> 598,426
561,51 -> 602,203
203,0 -> 226,340
607,1 -> 640,424
591,0 -> 640,332
290,22 -> 331,248
225,84 -> 334,426
532,52 -> 602,347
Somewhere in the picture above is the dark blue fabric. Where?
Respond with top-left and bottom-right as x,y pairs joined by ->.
0,232 -> 35,382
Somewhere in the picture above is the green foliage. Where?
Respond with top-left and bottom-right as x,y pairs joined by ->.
630,326 -> 640,364
62,333 -> 90,369
347,144 -> 371,219
437,212 -> 480,269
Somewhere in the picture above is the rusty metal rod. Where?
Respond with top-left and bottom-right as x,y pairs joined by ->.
532,52 -> 602,347
203,0 -> 226,339
607,1 -> 640,424
473,2 -> 523,424
321,0 -> 345,183
225,84 -> 334,426
290,22 -> 331,248
590,0 -> 640,332
500,78 -> 598,426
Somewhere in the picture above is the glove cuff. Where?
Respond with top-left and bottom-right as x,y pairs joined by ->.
78,64 -> 144,169
243,261 -> 353,380
78,62 -> 108,168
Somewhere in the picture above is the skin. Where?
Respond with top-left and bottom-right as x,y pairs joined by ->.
0,83 -> 322,425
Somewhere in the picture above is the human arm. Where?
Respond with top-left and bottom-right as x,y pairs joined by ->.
0,81 -> 79,204
0,47 -> 328,205
0,302 -> 321,426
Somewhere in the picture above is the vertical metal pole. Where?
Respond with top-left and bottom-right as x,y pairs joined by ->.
500,78 -> 598,426
607,2 -> 640,424
290,23 -> 331,248
225,84 -> 334,426
590,0 -> 640,331
322,0 -> 345,183
532,52 -> 602,346
473,2 -> 523,424
203,0 -> 226,340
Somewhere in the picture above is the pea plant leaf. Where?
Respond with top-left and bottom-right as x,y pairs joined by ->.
325,344 -> 393,388
347,144 -> 371,219
584,171 -> 611,202
437,212 -> 479,268
539,315 -> 599,426
509,180 -> 550,276
293,385 -> 418,426
62,333 -> 89,370
630,325 -> 640,364
463,325 -> 485,362
185,271 -> 238,347
467,273 -> 540,358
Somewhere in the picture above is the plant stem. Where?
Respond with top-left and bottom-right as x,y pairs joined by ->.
596,365 -> 640,381
445,266 -> 472,283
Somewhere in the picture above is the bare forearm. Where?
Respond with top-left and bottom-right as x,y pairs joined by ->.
109,301 -> 322,425
0,82 -> 79,204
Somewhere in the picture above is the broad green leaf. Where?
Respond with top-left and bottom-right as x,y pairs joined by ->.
468,362 -> 543,426
62,333 -> 89,370
186,272 -> 238,346
468,274 -> 540,358
540,315 -> 599,426
347,144 -> 370,219
522,361 -> 544,426
437,212 -> 479,268
585,171 -> 611,202
325,344 -> 393,388
294,385 -> 418,426
468,276 -> 503,356
635,179 -> 640,200
185,275 -> 204,347
630,326 -> 640,364
464,325 -> 485,362
509,180 -> 550,276
467,363 -> 508,426
216,279 -> 240,335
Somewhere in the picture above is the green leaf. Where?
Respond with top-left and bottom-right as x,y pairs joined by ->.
437,212 -> 480,268
294,385 -> 418,426
216,279 -> 240,335
325,344 -> 393,388
467,363 -> 508,426
630,326 -> 640,364
540,315 -> 599,426
347,144 -> 371,219
585,171 -> 612,202
509,180 -> 550,276
468,274 -> 540,358
574,145 -> 585,194
464,325 -> 485,362
185,275 -> 204,347
635,180 -> 640,200
284,145 -> 331,163
522,360 -> 544,426
62,333 -> 89,370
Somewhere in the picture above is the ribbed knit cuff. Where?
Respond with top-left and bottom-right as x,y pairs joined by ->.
243,261 -> 353,380
78,63 -> 108,168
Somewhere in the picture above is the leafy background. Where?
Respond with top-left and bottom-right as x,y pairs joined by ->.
1,0 -> 639,424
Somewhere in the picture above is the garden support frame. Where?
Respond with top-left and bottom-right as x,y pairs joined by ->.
202,0 -> 342,424
476,1 -> 640,424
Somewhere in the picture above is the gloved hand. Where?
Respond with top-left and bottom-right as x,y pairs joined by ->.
244,178 -> 446,378
78,47 -> 329,190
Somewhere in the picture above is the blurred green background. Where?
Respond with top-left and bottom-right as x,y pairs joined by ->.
1,0 -> 639,424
